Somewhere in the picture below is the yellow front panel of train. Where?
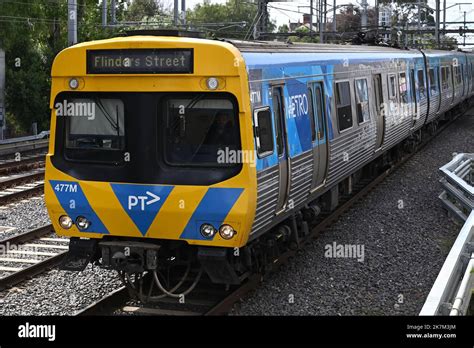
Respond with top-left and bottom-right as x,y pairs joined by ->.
45,36 -> 257,248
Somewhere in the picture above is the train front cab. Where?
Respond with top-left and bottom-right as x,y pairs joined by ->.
44,37 -> 258,284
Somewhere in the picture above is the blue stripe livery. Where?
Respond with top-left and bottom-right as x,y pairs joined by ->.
111,183 -> 174,236
49,180 -> 108,234
180,187 -> 243,241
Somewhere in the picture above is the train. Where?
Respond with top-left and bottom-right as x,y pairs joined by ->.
45,33 -> 474,299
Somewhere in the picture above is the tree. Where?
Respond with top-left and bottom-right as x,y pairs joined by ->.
124,0 -> 166,22
278,24 -> 289,34
186,0 -> 273,38
336,5 -> 361,34
288,26 -> 319,43
0,0 -> 125,135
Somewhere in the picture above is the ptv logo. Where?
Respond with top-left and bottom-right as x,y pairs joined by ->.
128,191 -> 161,211
111,184 -> 173,236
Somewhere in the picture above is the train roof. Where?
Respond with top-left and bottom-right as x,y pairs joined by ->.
229,40 -> 407,53
68,35 -> 472,58
229,40 -> 473,57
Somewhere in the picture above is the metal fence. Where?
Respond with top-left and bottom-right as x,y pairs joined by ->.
0,131 -> 49,156
420,153 -> 474,316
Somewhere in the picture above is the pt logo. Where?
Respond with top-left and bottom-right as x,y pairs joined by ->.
111,184 -> 174,236
128,191 -> 161,211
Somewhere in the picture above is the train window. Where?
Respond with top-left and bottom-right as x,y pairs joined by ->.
454,66 -> 462,86
308,87 -> 317,142
272,87 -> 285,157
417,70 -> 426,99
335,81 -> 353,131
428,68 -> 438,94
355,78 -> 370,123
471,63 -> 474,92
410,70 -> 417,121
254,107 -> 274,157
441,67 -> 448,90
388,75 -> 397,100
399,73 -> 408,104
65,98 -> 125,152
314,85 -> 325,138
163,95 -> 240,166
447,66 -> 453,88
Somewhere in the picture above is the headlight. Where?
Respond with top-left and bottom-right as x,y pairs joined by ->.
76,216 -> 91,230
69,78 -> 79,90
59,215 -> 73,229
200,223 -> 216,239
206,77 -> 219,90
219,224 -> 236,240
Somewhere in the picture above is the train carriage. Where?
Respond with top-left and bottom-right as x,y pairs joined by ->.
45,34 -> 474,294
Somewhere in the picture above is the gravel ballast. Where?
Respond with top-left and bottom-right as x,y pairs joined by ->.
0,265 -> 122,315
0,196 -> 123,315
235,112 -> 474,316
0,197 -> 50,240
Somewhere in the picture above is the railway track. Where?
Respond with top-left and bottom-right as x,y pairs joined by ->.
0,153 -> 46,175
0,224 -> 68,291
0,169 -> 45,205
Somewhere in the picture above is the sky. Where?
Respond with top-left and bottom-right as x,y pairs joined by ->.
162,0 -> 473,46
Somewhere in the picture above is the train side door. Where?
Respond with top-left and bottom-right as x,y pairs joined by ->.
309,82 -> 328,191
373,74 -> 385,150
272,86 -> 290,214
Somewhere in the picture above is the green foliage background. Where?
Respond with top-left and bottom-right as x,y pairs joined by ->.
0,0 -> 260,136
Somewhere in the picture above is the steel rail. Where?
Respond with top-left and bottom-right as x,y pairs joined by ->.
0,224 -> 68,291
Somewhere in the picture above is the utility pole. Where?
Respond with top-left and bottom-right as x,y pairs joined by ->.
174,0 -> 179,26
361,0 -> 368,30
111,0 -> 116,25
319,0 -> 324,43
68,0 -> 77,46
333,0 -> 336,40
417,0 -> 420,46
375,0 -> 379,36
181,0 -> 186,25
310,0 -> 313,38
102,0 -> 107,27
463,11 -> 466,46
443,0 -> 447,33
435,0 -> 440,48
256,0 -> 269,39
324,0 -> 327,37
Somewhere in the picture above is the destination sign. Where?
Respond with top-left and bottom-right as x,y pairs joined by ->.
87,49 -> 194,74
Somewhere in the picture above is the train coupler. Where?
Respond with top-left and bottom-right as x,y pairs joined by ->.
99,241 -> 160,273
60,237 -> 98,271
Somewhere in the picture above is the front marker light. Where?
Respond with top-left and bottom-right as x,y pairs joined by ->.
206,77 -> 219,90
69,78 -> 79,90
76,216 -> 91,230
59,215 -> 73,229
200,223 -> 216,239
219,224 -> 236,240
